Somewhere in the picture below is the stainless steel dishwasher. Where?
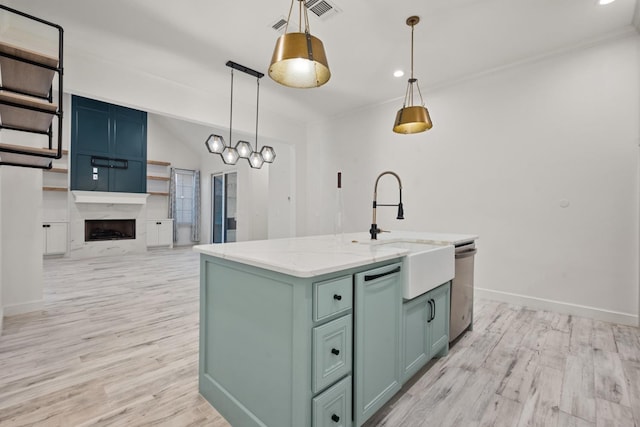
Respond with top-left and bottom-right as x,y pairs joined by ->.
449,241 -> 477,342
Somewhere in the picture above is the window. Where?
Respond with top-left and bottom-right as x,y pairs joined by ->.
175,169 -> 196,226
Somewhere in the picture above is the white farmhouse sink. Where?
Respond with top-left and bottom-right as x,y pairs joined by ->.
376,241 -> 455,299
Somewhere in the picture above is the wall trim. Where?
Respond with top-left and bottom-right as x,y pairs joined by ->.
476,288 -> 638,327
3,299 -> 44,317
0,308 -> 3,336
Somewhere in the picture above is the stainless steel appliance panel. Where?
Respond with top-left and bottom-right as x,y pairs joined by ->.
450,242 -> 476,342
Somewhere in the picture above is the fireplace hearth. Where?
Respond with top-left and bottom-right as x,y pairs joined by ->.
85,219 -> 136,242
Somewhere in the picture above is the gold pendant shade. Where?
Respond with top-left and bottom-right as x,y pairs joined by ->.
393,106 -> 433,134
269,32 -> 330,88
393,16 -> 432,134
269,0 -> 331,88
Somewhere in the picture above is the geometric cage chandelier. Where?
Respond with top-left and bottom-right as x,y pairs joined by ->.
205,61 -> 275,169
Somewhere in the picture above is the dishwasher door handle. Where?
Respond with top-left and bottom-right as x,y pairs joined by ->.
455,248 -> 477,259
364,266 -> 401,282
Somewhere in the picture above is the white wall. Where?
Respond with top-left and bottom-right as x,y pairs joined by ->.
43,93 -> 71,223
0,167 -> 44,315
198,128 -> 292,244
146,113 -> 202,223
304,35 -> 640,325
65,57 -> 304,245
0,169 -> 3,333
62,48 -> 307,156
60,46 -> 304,245
3,23 -> 305,247
269,143 -> 296,239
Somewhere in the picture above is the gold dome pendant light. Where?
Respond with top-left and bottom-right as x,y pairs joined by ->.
393,16 -> 432,134
269,0 -> 331,88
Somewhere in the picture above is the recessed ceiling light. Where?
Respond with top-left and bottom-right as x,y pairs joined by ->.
393,70 -> 404,78
598,0 -> 615,5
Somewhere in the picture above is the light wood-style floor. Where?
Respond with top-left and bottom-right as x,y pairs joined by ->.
0,248 -> 638,426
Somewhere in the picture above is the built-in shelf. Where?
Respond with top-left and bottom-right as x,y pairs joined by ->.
46,167 -> 68,173
0,5 -> 63,170
147,160 -> 171,166
0,91 -> 57,132
147,161 -> 170,196
0,41 -> 58,97
42,148 -> 68,155
0,143 -> 57,168
43,186 -> 67,192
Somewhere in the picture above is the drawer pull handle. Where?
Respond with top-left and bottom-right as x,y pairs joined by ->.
331,348 -> 340,356
333,294 -> 342,301
331,414 -> 340,422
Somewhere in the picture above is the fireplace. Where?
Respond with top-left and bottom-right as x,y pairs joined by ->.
85,219 -> 136,242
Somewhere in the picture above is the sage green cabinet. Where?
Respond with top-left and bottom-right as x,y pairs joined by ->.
198,253 -> 449,427
313,275 -> 352,322
401,282 -> 451,383
312,315 -> 352,393
401,293 -> 430,382
427,283 -> 450,358
199,255 -> 390,427
312,376 -> 352,427
354,263 -> 403,427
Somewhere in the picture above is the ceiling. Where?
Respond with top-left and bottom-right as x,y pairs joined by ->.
3,0 -> 639,125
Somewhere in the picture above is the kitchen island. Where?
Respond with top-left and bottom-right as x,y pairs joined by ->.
194,231 -> 476,427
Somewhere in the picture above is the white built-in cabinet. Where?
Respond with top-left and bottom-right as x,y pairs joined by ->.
146,219 -> 173,248
42,222 -> 68,255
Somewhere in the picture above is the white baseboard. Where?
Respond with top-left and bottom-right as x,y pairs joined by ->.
476,288 -> 639,327
2,299 -> 44,317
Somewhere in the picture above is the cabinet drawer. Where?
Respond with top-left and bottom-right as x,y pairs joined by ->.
312,375 -> 352,427
313,315 -> 352,393
314,275 -> 352,322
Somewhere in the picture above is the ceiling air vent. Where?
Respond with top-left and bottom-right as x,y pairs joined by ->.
272,18 -> 288,31
305,0 -> 341,21
270,0 -> 340,31
270,16 -> 301,33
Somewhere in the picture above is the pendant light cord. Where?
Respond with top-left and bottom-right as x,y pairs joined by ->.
283,0 -> 310,34
303,0 -> 310,34
403,20 -> 425,108
410,23 -> 414,81
284,0 -> 295,33
255,77 -> 260,152
299,0 -> 303,32
229,69 -> 234,147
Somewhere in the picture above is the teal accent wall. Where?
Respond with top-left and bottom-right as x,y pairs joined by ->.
71,95 -> 147,193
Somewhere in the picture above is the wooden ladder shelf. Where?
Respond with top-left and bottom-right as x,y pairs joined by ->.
0,5 -> 64,170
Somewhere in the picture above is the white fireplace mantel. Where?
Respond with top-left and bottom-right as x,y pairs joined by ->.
72,191 -> 150,205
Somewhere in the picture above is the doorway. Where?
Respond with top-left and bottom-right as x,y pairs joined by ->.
212,172 -> 237,243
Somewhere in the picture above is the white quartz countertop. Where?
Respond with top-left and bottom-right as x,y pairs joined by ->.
193,231 -> 477,278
